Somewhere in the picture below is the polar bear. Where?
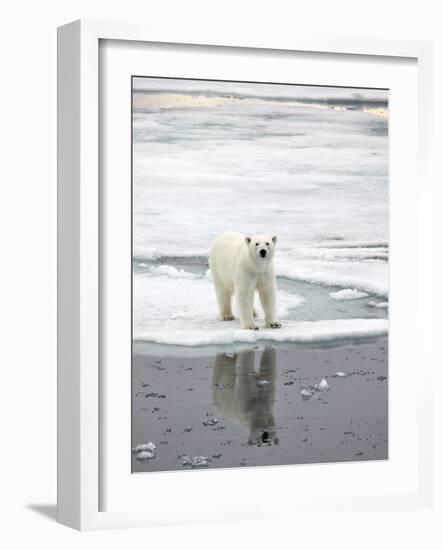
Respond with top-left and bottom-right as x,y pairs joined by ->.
209,231 -> 281,330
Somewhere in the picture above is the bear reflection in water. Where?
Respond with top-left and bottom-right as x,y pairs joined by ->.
212,347 -> 279,446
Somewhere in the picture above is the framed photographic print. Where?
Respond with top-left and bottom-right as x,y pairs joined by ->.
57,20 -> 434,530
131,76 -> 389,472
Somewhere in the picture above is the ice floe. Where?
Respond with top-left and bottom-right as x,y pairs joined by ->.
367,301 -> 389,309
136,450 -> 156,461
318,378 -> 330,391
134,270 -> 304,335
133,266 -> 388,347
202,418 -> 219,426
133,442 -> 156,452
133,442 -> 157,460
181,455 -> 211,468
301,378 -> 330,399
276,255 -> 388,297
134,317 -> 388,347
329,288 -> 369,300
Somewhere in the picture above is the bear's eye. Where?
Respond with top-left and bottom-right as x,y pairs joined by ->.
255,243 -> 259,246
266,242 -> 269,246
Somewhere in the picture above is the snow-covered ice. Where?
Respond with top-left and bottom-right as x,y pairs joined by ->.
132,78 -> 388,347
134,316 -> 387,347
277,255 -> 388,297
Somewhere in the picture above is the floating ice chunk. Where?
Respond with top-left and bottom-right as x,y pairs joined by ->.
318,378 -> 330,391
191,456 -> 210,468
133,442 -> 156,452
257,380 -> 270,386
203,418 -> 219,426
334,371 -> 347,377
367,301 -> 389,309
136,450 -> 156,460
301,389 -> 313,398
181,455 -> 211,468
329,288 -> 369,300
134,442 -> 157,461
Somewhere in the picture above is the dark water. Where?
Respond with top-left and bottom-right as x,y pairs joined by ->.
132,338 -> 388,473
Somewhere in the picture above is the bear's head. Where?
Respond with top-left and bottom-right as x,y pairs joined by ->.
245,234 -> 277,262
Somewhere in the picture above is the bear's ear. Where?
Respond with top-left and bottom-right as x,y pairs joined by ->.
245,237 -> 251,245
272,235 -> 278,244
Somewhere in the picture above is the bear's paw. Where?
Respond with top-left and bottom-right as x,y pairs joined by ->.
242,322 -> 259,331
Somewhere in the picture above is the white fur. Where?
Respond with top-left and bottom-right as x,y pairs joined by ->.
209,231 -> 281,330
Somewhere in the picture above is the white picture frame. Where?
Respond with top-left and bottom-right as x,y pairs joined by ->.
57,19 -> 434,531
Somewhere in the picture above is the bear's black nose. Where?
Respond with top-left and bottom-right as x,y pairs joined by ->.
260,249 -> 267,257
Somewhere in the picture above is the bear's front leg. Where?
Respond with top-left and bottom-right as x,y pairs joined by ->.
258,276 -> 281,329
236,284 -> 259,330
